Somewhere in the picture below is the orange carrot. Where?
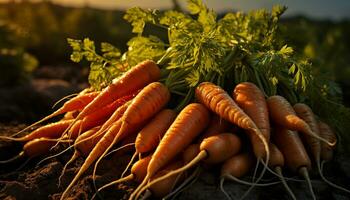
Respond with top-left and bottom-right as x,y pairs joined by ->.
60,82 -> 169,200
138,133 -> 241,199
0,119 -> 74,142
0,137 -> 71,164
76,60 -> 160,120
273,126 -> 315,199
267,95 -> 332,146
130,103 -> 210,200
233,82 -> 270,159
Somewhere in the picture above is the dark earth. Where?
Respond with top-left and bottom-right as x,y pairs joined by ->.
0,67 -> 350,200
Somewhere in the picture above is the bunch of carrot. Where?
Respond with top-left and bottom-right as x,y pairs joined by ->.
1,60 -> 348,200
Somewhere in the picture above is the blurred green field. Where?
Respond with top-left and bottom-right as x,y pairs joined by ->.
0,1 -> 349,103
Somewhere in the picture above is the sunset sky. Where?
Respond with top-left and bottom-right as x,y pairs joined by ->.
1,0 -> 350,20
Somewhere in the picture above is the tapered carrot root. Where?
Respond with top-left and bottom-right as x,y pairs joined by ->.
138,133 -> 241,198
76,60 -> 161,120
130,103 -> 210,200
10,91 -> 99,137
0,119 -> 74,142
0,138 -> 71,164
267,96 -> 333,146
60,82 -> 169,200
233,82 -> 270,159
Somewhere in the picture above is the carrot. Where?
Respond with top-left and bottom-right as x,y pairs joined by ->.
138,133 -> 241,199
273,126 -> 315,200
122,109 -> 177,177
60,82 -> 169,200
0,137 -> 71,164
195,82 -> 269,162
75,60 -> 160,120
233,82 -> 270,159
10,91 -> 99,137
0,119 -> 74,142
267,95 -> 333,146
92,155 -> 152,199
197,114 -> 231,142
129,103 -> 210,200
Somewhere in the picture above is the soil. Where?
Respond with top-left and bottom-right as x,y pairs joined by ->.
0,123 -> 350,200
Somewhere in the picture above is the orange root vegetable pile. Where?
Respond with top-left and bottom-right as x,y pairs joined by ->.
2,59 -> 349,200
